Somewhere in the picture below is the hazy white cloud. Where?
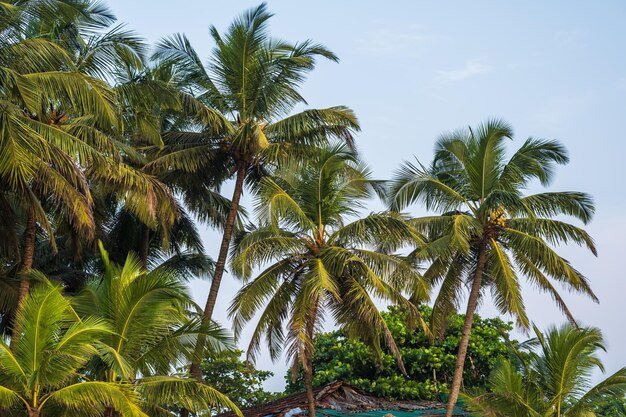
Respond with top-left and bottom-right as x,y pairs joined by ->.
354,28 -> 436,55
437,59 -> 494,81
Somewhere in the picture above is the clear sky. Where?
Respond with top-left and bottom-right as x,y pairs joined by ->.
106,0 -> 626,391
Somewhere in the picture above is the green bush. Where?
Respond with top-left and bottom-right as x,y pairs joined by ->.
286,306 -> 515,400
202,349 -> 281,410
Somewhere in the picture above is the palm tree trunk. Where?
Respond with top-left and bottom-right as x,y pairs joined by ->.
189,161 -> 246,383
28,407 -> 40,417
16,209 -> 36,311
304,307 -> 318,417
304,357 -> 316,417
181,162 -> 246,417
445,243 -> 487,417
139,225 -> 150,270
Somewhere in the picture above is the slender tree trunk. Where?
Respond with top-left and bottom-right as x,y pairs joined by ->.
304,357 -> 316,417
139,225 -> 150,270
200,161 -> 246,328
303,306 -> 318,417
15,209 -> 36,321
445,243 -> 487,417
12,209 -> 36,345
104,407 -> 114,417
28,407 -> 40,417
188,160 -> 246,383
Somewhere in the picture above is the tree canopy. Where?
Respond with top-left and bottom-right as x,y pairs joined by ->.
388,119 -> 597,416
0,2 -> 613,417
286,306 -> 515,401
466,325 -> 626,417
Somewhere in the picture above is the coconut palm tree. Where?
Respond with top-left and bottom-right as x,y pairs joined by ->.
229,145 -> 426,417
51,13 -> 229,271
77,56 -> 217,272
102,56 -> 232,271
0,33 -> 117,298
32,0 -> 184,271
148,3 -> 360,379
6,31 -> 223,302
0,0 -> 179,315
466,324 -> 626,417
0,279 -> 145,417
387,119 -> 598,417
73,243 -> 239,417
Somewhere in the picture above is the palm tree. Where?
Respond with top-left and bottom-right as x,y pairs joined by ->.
91,57 -> 222,272
0,279 -> 145,417
0,35 -> 117,299
37,1 -> 186,271
148,2 -> 360,379
387,119 -> 598,417
46,15 -> 229,272
1,14 -> 221,308
467,324 -> 626,417
229,145 -> 426,417
0,0 -> 178,314
73,243 -> 239,417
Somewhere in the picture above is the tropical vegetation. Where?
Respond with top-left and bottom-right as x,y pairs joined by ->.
466,325 -> 626,417
228,145 -> 424,417
0,1 -> 617,417
148,3 -> 359,382
286,306 -> 515,401
0,281 -> 143,417
200,349 -> 281,412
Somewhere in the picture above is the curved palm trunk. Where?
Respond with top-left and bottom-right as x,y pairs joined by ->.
304,357 -> 316,417
303,307 -> 318,417
139,225 -> 150,270
189,161 -> 247,381
16,209 -> 36,315
445,243 -> 487,417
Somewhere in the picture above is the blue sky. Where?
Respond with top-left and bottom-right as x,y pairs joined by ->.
106,0 -> 626,390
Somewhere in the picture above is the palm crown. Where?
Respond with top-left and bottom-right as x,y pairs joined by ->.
388,119 -> 597,416
146,2 -> 361,380
73,244 -> 203,379
467,324 -> 626,417
390,119 -> 596,329
0,280 -> 144,417
72,244 -> 238,416
148,3 -> 360,184
229,145 -> 425,417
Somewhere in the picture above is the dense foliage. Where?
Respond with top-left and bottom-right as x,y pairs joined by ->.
467,325 -> 626,417
201,349 -> 281,411
0,0 -> 614,416
593,396 -> 626,417
0,268 -> 239,417
286,306 -> 514,400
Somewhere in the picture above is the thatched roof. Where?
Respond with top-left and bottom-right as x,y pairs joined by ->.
216,381 -> 467,417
